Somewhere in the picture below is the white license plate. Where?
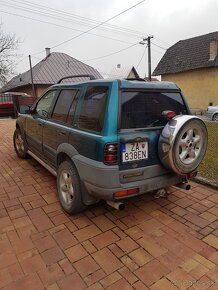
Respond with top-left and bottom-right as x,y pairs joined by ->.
122,142 -> 148,163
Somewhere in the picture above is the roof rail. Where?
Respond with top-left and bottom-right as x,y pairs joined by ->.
126,78 -> 146,82
57,74 -> 96,84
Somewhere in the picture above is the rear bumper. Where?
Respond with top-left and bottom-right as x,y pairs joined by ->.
84,173 -> 183,200
73,154 -> 184,201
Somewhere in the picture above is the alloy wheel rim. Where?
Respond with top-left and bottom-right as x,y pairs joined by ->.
178,127 -> 202,165
59,170 -> 74,206
15,133 -> 25,153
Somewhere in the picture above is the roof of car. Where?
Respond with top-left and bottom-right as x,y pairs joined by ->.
51,79 -> 180,90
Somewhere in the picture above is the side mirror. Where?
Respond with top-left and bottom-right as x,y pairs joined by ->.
20,105 -> 31,114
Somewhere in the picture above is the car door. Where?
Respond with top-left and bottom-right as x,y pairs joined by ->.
25,90 -> 58,158
42,88 -> 80,167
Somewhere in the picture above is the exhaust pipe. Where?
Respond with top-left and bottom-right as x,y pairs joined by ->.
176,183 -> 191,190
106,200 -> 125,211
153,188 -> 167,198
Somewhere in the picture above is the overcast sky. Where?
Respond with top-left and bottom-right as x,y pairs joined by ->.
1,0 -> 218,79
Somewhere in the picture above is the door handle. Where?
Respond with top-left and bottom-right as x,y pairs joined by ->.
59,131 -> 66,136
38,123 -> 43,126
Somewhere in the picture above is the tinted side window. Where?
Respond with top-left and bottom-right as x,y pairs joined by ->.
36,90 -> 57,118
121,91 -> 187,129
78,86 -> 108,132
52,90 -> 78,123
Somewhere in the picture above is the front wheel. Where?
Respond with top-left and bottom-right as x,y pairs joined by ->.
57,161 -> 86,214
13,128 -> 28,158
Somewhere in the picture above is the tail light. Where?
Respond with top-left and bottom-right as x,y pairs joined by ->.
162,110 -> 176,119
104,143 -> 118,165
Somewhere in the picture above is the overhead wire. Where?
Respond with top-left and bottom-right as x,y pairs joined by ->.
0,10 -> 135,45
0,1 -> 142,39
151,41 -> 167,50
1,0 -> 169,59
82,42 -> 140,62
3,0 -> 146,38
32,0 -> 146,54
136,45 -> 147,69
1,0 -> 169,75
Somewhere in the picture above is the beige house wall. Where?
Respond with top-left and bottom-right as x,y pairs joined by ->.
162,67 -> 218,110
7,84 -> 50,98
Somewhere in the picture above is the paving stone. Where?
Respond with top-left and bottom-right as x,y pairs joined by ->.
92,215 -> 115,231
100,271 -> 122,288
90,230 -> 119,250
203,234 -> 218,249
135,259 -> 170,287
184,212 -> 211,228
64,244 -> 88,263
0,120 -> 218,290
74,224 -> 101,242
129,248 -> 153,266
93,248 -> 123,274
52,228 -> 77,250
57,273 -> 86,290
41,246 -> 65,266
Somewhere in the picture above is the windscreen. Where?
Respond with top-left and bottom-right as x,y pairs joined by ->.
120,91 -> 188,129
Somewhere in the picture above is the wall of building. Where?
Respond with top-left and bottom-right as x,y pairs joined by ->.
35,85 -> 49,97
7,84 -> 49,99
162,67 -> 218,110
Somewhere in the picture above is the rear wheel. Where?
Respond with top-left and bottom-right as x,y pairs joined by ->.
212,113 -> 218,121
57,160 -> 86,214
13,128 -> 28,158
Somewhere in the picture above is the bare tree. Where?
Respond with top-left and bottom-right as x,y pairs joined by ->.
0,24 -> 19,86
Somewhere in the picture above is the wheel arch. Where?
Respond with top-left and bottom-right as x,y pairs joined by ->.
212,111 -> 218,120
56,143 -> 79,167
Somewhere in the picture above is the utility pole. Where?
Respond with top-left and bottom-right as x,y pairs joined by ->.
146,35 -> 153,81
28,55 -> 36,99
139,35 -> 153,81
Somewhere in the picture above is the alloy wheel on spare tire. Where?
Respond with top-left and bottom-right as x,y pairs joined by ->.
158,115 -> 208,175
57,160 -> 86,214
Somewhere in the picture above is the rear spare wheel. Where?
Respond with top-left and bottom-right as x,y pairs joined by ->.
158,115 -> 207,175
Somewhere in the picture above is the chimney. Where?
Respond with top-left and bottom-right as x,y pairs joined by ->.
209,38 -> 217,61
45,48 -> 51,57
117,64 -> 121,68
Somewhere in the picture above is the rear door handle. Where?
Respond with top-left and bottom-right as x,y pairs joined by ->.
59,131 -> 66,136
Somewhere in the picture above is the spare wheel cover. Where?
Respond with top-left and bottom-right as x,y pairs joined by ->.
158,115 -> 208,175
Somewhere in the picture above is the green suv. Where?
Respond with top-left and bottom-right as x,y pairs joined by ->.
13,75 -> 208,214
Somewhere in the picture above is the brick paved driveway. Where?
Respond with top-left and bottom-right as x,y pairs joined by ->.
0,119 -> 217,290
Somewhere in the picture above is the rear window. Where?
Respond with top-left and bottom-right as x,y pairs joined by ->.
120,91 -> 187,129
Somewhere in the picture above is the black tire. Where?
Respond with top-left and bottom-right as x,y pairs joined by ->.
159,116 -> 208,175
57,160 -> 86,214
212,113 -> 218,121
13,128 -> 28,159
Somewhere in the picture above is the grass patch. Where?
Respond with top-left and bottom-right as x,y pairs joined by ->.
197,121 -> 218,183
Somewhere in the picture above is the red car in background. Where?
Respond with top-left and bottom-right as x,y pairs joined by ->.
0,92 -> 35,118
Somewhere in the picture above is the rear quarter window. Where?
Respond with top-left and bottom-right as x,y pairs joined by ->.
78,86 -> 108,133
120,91 -> 188,129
